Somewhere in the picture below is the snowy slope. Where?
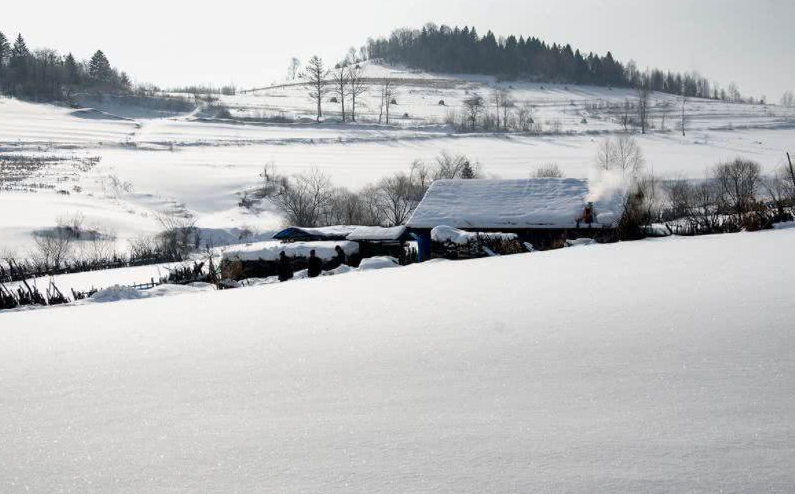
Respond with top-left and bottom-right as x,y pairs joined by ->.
2,228 -> 795,493
2,63 -> 795,256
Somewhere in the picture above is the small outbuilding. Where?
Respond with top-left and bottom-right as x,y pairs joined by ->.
221,240 -> 359,280
406,178 -> 621,260
346,226 -> 416,264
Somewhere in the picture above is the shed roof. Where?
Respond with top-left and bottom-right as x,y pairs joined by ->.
406,178 -> 620,230
346,226 -> 410,242
272,225 -> 359,241
223,241 -> 358,262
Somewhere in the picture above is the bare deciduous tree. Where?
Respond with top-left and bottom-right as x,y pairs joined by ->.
432,151 -> 481,179
713,158 -> 761,216
347,66 -> 367,122
287,57 -> 301,80
32,232 -> 72,268
376,172 -> 417,226
494,89 -> 515,131
156,212 -> 200,261
331,67 -> 349,122
272,169 -> 334,227
679,94 -> 688,137
597,135 -> 645,177
637,84 -> 650,134
516,103 -> 534,132
533,163 -> 564,178
305,56 -> 329,122
658,101 -> 672,131
620,99 -> 632,132
759,168 -> 794,219
462,94 -> 484,131
379,78 -> 396,124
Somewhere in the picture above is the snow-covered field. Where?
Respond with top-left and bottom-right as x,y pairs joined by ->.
2,228 -> 794,492
2,63 -> 794,256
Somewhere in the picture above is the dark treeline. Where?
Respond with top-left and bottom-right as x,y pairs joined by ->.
0,31 -> 131,101
367,24 -> 733,100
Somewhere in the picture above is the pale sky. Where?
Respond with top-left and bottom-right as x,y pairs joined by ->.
4,0 -> 794,100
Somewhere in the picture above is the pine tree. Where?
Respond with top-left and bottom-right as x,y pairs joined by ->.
0,31 -> 9,83
119,72 -> 131,89
9,34 -> 29,72
88,50 -> 111,83
64,53 -> 80,85
8,34 -> 30,91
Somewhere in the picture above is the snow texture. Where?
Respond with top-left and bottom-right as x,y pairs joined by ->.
408,178 -> 621,229
357,256 -> 400,270
430,225 -> 518,244
88,285 -> 145,303
222,240 -> 358,262
87,283 -> 215,304
3,228 -> 795,492
346,225 -> 408,241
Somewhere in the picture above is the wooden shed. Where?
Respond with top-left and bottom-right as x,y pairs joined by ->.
406,178 -> 621,260
346,226 -> 416,265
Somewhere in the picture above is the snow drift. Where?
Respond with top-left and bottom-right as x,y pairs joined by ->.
2,229 -> 795,492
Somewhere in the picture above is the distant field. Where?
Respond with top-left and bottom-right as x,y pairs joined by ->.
1,63 -> 794,255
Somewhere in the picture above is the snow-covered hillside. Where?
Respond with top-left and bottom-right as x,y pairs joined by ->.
2,64 -> 795,255
2,228 -> 794,492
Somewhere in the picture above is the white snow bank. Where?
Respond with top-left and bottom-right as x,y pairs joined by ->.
358,256 -> 400,270
4,228 -> 795,491
222,240 -> 358,262
321,264 -> 356,276
3,202 -> 795,494
88,283 -> 214,304
89,285 -> 146,303
347,226 -> 408,241
773,220 -> 795,230
69,108 -> 132,121
431,225 -> 517,244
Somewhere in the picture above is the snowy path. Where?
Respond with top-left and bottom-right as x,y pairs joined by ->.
2,229 -> 794,492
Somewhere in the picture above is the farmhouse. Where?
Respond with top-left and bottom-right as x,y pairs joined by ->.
406,178 -> 621,260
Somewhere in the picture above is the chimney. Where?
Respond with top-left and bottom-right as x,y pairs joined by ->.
582,202 -> 594,225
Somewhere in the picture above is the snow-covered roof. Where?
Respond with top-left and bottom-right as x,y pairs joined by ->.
431,226 -> 518,245
407,178 -> 620,230
223,241 -> 358,262
346,226 -> 409,242
272,225 -> 359,241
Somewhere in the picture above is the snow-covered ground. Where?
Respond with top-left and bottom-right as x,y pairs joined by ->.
2,228 -> 794,492
2,63 -> 794,256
